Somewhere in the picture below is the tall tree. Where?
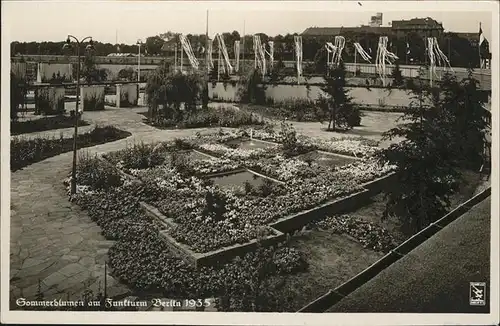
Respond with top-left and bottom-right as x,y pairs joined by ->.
316,62 -> 359,130
378,70 -> 462,234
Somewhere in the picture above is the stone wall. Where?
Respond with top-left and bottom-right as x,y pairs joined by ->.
81,86 -> 105,111
34,87 -> 65,115
117,83 -> 139,108
209,81 -> 415,107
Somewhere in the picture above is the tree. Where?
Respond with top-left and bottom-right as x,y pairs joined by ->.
391,60 -> 404,87
238,69 -> 267,105
145,62 -> 203,122
81,53 -> 107,83
145,35 -> 166,56
378,70 -> 462,234
316,62 -> 360,131
446,69 -> 490,169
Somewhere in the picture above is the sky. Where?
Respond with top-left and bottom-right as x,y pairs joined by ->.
2,1 -> 495,44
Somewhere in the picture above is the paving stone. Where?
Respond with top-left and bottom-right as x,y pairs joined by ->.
58,263 -> 87,278
61,255 -> 80,262
42,272 -> 67,288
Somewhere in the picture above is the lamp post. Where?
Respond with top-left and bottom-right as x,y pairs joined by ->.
137,39 -> 142,82
63,35 -> 94,195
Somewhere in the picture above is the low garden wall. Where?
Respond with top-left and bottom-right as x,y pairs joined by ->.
117,83 -> 139,108
34,86 -> 65,115
209,82 -> 415,107
139,172 -> 396,269
81,85 -> 105,111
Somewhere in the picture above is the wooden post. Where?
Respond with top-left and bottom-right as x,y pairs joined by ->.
354,46 -> 357,76
218,44 -> 221,81
180,42 -> 183,73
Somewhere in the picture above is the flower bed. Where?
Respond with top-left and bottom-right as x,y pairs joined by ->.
250,128 -> 379,158
11,126 -> 131,171
68,156 -> 309,311
147,107 -> 264,130
310,214 -> 397,253
82,130 -> 395,254
11,115 -> 90,136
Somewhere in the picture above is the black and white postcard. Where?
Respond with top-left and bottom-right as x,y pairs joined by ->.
1,1 -> 498,325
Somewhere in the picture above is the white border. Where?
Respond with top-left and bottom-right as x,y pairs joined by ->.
1,1 -> 499,325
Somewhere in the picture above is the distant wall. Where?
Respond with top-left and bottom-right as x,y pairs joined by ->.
209,81 -> 416,107
37,63 -> 73,82
98,64 -> 157,80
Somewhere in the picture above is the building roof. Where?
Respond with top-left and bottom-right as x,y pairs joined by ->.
327,195 -> 491,313
391,17 -> 444,30
301,26 -> 392,36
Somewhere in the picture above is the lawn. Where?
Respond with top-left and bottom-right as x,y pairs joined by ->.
275,230 -> 384,311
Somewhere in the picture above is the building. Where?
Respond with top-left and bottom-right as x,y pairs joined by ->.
391,17 -> 444,37
302,15 -> 444,38
301,26 -> 391,37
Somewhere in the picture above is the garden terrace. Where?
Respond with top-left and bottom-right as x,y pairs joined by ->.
88,129 -> 396,268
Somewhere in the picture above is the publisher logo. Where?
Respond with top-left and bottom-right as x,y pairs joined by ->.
469,282 -> 486,306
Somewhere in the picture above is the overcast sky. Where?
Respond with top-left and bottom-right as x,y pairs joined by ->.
2,1 -> 495,44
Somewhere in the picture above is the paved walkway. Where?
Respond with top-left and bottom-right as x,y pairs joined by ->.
9,107 -> 222,307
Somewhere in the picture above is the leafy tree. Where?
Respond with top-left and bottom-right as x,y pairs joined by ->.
145,62 -> 203,122
446,69 -> 490,169
81,53 -> 107,83
238,69 -> 267,104
316,61 -> 360,131
378,70 -> 462,234
118,67 -> 135,81
391,60 -> 404,87
145,35 -> 166,56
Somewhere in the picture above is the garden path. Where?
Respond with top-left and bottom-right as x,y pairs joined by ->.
9,106 -> 224,306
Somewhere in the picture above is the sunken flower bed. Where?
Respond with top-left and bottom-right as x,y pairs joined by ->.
93,129 -> 396,254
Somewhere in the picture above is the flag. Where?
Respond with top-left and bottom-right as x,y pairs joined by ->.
479,22 -> 485,46
406,42 -> 410,54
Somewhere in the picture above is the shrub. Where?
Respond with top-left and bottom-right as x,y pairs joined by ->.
76,152 -> 123,190
312,214 -> 397,252
105,142 -> 166,170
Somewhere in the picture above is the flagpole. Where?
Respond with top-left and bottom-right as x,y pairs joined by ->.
242,19 -> 245,75
405,35 -> 408,65
205,9 -> 209,110
478,22 -> 482,70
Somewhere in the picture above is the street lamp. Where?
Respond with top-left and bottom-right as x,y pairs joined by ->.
136,39 -> 143,82
63,35 -> 94,195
